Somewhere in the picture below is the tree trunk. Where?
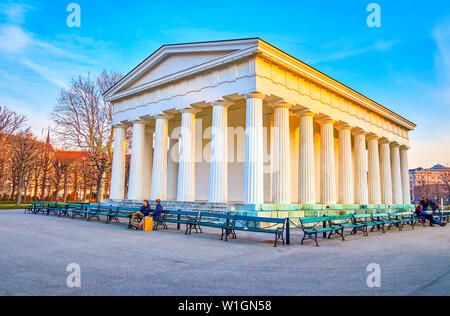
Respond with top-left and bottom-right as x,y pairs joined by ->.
96,171 -> 106,203
16,183 -> 23,206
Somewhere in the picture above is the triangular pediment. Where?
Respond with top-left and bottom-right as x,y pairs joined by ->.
119,51 -> 235,92
105,38 -> 259,100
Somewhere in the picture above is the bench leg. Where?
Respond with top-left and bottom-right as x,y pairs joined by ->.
301,233 -> 306,245
274,233 -> 278,247
314,233 -> 319,247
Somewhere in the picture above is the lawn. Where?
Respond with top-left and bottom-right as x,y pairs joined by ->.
0,204 -> 29,210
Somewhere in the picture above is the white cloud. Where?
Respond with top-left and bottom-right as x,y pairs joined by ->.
0,24 -> 31,53
20,58 -> 69,89
0,2 -> 33,24
309,39 -> 401,64
432,19 -> 450,105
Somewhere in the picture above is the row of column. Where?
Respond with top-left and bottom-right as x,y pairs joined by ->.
110,92 -> 411,205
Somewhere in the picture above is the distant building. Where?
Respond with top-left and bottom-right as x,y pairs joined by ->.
409,164 -> 450,204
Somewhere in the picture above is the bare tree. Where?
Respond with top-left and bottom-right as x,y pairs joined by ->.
9,131 -> 40,205
51,71 -> 122,202
439,172 -> 450,205
0,105 -> 26,140
51,158 -> 70,202
0,106 -> 26,197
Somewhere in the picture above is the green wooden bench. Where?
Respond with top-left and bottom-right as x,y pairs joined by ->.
299,216 -> 345,246
156,210 -> 287,247
227,215 -> 286,247
433,211 -> 450,223
370,212 -> 402,233
394,211 -> 419,229
155,209 -> 201,233
328,214 -> 368,237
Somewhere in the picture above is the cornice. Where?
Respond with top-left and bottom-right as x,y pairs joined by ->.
255,39 -> 416,131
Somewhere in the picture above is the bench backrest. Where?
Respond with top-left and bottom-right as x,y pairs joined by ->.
165,209 -> 201,217
374,213 -> 390,217
300,215 -> 352,224
232,215 -> 286,225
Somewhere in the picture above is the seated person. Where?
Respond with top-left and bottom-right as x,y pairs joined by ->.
429,199 -> 440,215
153,199 -> 163,220
420,197 -> 429,211
415,205 -> 447,227
130,200 -> 152,229
132,200 -> 164,230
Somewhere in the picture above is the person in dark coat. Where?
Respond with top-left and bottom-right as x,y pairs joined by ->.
420,197 -> 429,211
152,199 -> 163,220
130,200 -> 152,229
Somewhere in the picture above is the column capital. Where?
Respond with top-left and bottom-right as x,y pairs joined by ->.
352,127 -> 366,135
132,118 -> 147,125
154,113 -> 173,120
390,142 -> 400,148
320,118 -> 335,125
210,100 -> 234,108
113,123 -> 129,129
245,92 -> 266,100
180,107 -> 201,115
400,145 -> 411,150
335,122 -> 352,131
270,101 -> 292,109
366,133 -> 380,141
379,137 -> 391,145
295,109 -> 316,117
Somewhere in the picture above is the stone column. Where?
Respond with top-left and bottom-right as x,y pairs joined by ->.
338,125 -> 354,204
209,101 -> 230,203
109,125 -> 127,200
177,108 -> 198,202
128,120 -> 147,200
151,115 -> 170,201
298,111 -> 316,204
320,118 -> 336,204
400,146 -> 411,205
272,102 -> 291,204
143,128 -> 154,199
243,92 -> 265,204
354,130 -> 368,204
379,139 -> 393,205
367,135 -> 382,204
391,143 -> 403,205
167,136 -> 179,201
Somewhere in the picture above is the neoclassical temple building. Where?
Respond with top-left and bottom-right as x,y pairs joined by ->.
104,38 -> 416,208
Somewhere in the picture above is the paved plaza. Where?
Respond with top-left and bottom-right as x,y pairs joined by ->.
0,209 -> 449,296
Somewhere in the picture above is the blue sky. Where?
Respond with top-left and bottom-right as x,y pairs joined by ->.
0,0 -> 449,168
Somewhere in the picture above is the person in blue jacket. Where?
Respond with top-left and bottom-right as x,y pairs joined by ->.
415,205 -> 447,227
